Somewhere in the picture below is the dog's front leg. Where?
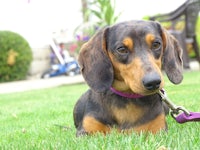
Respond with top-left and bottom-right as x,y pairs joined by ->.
77,115 -> 111,136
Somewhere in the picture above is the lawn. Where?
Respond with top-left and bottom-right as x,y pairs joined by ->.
0,71 -> 200,150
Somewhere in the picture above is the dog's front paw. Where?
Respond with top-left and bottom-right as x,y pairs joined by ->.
76,129 -> 88,137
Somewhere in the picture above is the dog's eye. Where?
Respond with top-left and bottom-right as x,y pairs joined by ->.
152,41 -> 161,50
116,47 -> 129,54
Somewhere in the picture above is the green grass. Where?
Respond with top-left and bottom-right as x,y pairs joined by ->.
0,71 -> 200,150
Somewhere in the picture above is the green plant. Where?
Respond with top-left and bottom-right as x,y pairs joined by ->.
0,31 -> 32,82
88,0 -> 121,27
71,0 -> 121,55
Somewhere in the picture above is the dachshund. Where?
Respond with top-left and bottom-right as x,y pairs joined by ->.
73,20 -> 183,136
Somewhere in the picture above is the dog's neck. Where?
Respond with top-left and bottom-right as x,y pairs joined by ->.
110,87 -> 144,99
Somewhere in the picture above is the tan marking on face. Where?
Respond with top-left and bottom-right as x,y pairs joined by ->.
83,116 -> 110,134
112,103 -> 144,125
145,34 -> 155,47
108,49 -> 165,95
108,51 -> 145,94
148,54 -> 164,89
123,37 -> 134,51
120,58 -> 145,94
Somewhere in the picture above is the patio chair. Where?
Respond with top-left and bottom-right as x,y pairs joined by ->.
150,0 -> 200,69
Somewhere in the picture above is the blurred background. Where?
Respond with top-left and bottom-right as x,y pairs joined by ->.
0,0 -> 199,82
0,0 -> 186,45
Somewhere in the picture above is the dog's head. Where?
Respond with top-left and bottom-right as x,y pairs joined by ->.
78,20 -> 183,95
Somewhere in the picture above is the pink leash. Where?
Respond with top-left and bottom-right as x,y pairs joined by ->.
176,112 -> 200,123
159,89 -> 200,124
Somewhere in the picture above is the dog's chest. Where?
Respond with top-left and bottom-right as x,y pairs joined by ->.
111,102 -> 145,126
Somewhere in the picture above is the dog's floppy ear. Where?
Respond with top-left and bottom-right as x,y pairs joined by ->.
161,28 -> 183,84
78,27 -> 113,92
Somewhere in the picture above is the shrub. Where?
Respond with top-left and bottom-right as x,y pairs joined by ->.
0,31 -> 32,82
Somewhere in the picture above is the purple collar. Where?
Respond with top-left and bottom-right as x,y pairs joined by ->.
110,87 -> 144,99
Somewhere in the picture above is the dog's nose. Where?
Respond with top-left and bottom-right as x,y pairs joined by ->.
142,73 -> 161,90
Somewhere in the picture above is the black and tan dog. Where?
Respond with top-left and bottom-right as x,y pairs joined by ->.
73,20 -> 183,136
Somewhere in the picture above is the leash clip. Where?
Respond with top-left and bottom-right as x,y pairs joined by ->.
158,89 -> 190,119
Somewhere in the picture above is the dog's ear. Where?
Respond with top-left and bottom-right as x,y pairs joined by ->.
78,27 -> 113,92
161,28 -> 183,84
